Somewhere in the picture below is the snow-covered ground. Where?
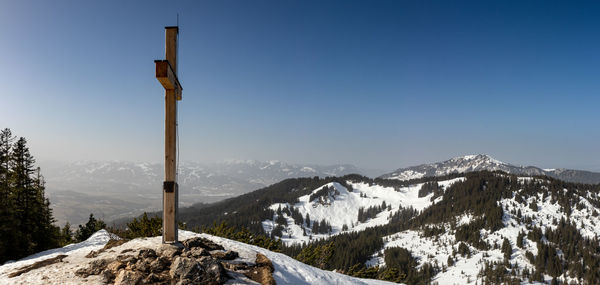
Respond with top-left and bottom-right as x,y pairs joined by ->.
262,178 -> 465,245
0,230 -> 395,285
364,180 -> 599,285
0,230 -> 115,285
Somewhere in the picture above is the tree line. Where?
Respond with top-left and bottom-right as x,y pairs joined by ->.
0,128 -> 62,263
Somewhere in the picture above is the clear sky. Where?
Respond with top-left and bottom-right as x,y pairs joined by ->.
1,0 -> 599,171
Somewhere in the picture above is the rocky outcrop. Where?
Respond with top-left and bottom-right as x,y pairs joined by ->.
75,236 -> 276,285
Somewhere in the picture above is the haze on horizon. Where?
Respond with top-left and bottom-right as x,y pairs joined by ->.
1,1 -> 600,172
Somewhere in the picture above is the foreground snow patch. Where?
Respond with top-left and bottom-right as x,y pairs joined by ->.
0,230 -> 394,285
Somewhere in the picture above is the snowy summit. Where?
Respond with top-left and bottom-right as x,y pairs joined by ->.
379,154 -> 600,184
0,230 -> 393,285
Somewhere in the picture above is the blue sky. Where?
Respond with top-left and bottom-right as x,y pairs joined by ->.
1,0 -> 599,171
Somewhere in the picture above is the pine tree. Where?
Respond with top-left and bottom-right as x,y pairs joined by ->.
31,167 -> 60,252
126,212 -> 162,238
10,137 -> 38,256
61,222 -> 73,245
447,255 -> 454,266
75,213 -> 106,242
0,128 -> 16,260
517,231 -> 525,248
0,130 -> 60,262
502,238 -> 512,261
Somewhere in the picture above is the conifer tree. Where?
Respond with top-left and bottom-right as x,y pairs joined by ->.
61,222 -> 73,245
0,130 -> 60,262
75,213 -> 106,242
0,128 -> 15,260
10,137 -> 39,256
502,238 -> 512,261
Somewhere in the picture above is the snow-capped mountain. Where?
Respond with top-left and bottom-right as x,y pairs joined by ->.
0,230 -> 392,285
379,154 -> 600,184
182,171 -> 600,284
40,160 -> 363,226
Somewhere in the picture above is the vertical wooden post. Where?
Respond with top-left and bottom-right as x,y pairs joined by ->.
156,26 -> 182,243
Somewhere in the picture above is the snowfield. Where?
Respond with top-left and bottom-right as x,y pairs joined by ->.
0,230 -> 394,285
362,178 -> 600,285
262,178 -> 465,245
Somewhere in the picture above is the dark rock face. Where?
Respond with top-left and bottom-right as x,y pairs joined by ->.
182,237 -> 224,251
211,250 -> 238,260
75,236 -> 277,285
184,247 -> 209,258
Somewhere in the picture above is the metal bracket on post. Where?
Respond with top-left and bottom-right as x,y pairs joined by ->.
163,181 -> 176,193
162,181 -> 179,243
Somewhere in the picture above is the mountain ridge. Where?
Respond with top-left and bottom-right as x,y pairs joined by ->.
172,170 -> 600,284
380,154 -> 600,184
41,160 -> 366,226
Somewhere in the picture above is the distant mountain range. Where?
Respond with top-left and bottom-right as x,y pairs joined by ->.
43,160 -> 364,196
38,156 -> 600,283
40,160 -> 366,225
42,155 -> 600,225
379,154 -> 600,184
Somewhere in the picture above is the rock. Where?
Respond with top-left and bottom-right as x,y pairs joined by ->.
186,247 -> 209,258
182,237 -> 224,250
142,273 -> 162,284
211,250 -> 239,260
134,259 -> 150,272
222,262 -> 250,271
106,261 -> 125,273
159,244 -> 183,258
202,259 -> 228,285
103,239 -> 129,250
114,270 -> 143,285
9,255 -> 68,278
149,256 -> 170,273
255,254 -> 274,272
169,257 -> 203,280
137,248 -> 157,259
75,258 -> 113,277
125,260 -> 137,271
245,254 -> 275,285
168,256 -> 228,285
85,250 -> 101,258
118,255 -> 137,264
246,267 -> 276,285
100,269 -> 115,283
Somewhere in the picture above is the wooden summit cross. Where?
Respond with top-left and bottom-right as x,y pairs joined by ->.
155,26 -> 182,243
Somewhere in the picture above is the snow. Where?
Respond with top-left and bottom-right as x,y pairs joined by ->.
262,178 -> 465,245
0,230 -> 395,285
370,223 -> 523,284
388,170 -> 425,181
363,180 -> 600,285
300,167 -> 317,173
0,230 -> 115,284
